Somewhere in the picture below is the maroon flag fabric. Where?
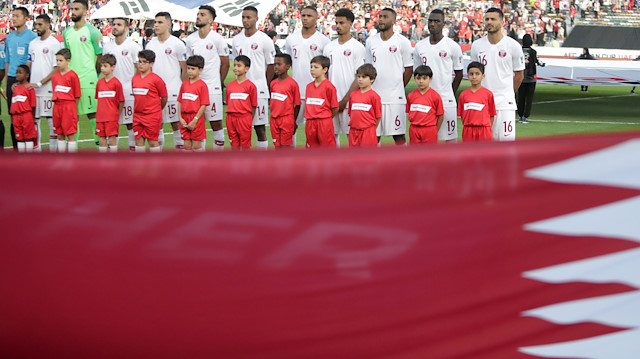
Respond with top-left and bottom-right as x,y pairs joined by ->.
2,132 -> 639,359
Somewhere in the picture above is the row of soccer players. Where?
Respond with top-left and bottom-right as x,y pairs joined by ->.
14,5 -> 522,151
10,46 -> 497,152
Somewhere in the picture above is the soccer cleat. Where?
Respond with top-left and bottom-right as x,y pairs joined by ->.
521,118 -> 529,124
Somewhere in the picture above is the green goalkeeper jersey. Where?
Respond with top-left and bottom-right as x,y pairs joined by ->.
63,22 -> 103,86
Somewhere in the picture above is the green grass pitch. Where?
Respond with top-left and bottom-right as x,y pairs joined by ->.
2,71 -> 639,150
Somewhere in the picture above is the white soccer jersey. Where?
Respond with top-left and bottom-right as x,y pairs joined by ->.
28,35 -> 62,97
185,29 -> 229,95
103,38 -> 141,100
323,37 -> 365,100
470,36 -> 525,110
146,36 -> 188,98
413,36 -> 463,108
365,32 -> 413,104
284,30 -> 330,98
232,30 -> 275,99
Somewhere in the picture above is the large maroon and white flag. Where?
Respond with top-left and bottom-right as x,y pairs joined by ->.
1,132 -> 639,359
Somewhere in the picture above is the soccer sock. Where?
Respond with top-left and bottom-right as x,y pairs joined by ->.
127,129 -> 135,151
34,119 -> 41,152
108,145 -> 118,153
158,129 -> 165,148
67,141 -> 77,152
89,117 -> 99,145
213,129 -> 225,151
135,145 -> 146,152
57,140 -> 66,152
99,146 -> 108,153
149,146 -> 162,153
256,140 -> 268,150
173,130 -> 184,149
17,142 -> 26,152
47,118 -> 57,152
335,134 -> 341,148
25,141 -> 34,152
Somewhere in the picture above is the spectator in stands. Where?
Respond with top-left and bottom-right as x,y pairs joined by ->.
577,48 -> 596,92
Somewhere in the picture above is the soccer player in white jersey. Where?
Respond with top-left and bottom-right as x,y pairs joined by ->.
102,17 -> 141,152
284,6 -> 330,145
185,5 -> 230,151
471,7 -> 524,142
323,8 -> 365,146
146,12 -> 187,150
413,9 -> 463,143
27,14 -> 61,152
365,7 -> 413,145
232,6 -> 275,150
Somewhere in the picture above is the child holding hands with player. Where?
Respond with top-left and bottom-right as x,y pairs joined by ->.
95,54 -> 124,152
347,63 -> 381,147
51,48 -> 81,153
304,55 -> 338,148
178,55 -> 210,152
406,65 -> 444,144
458,62 -> 496,142
269,53 -> 301,148
225,55 -> 257,150
10,65 -> 37,152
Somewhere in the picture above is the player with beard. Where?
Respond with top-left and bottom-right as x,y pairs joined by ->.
146,12 -> 188,150
364,7 -> 413,145
28,14 -> 62,152
63,0 -> 102,147
322,8 -> 365,147
284,6 -> 330,146
184,5 -> 230,151
413,9 -> 463,143
232,6 -> 275,150
103,18 -> 142,152
471,8 -> 524,141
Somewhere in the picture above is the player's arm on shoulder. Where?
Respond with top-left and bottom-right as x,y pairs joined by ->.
340,79 -> 359,113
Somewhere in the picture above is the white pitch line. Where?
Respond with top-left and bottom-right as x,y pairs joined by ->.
534,94 -> 635,104
527,119 -> 639,125
3,127 -> 230,149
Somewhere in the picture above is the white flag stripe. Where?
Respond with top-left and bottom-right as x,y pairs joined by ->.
519,328 -> 640,359
525,139 -> 640,190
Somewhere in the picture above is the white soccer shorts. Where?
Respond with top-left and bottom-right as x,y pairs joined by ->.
376,103 -> 406,136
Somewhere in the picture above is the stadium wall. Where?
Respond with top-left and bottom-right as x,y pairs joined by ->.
563,25 -> 640,50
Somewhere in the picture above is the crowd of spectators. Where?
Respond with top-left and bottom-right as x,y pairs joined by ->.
0,0 -> 638,47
